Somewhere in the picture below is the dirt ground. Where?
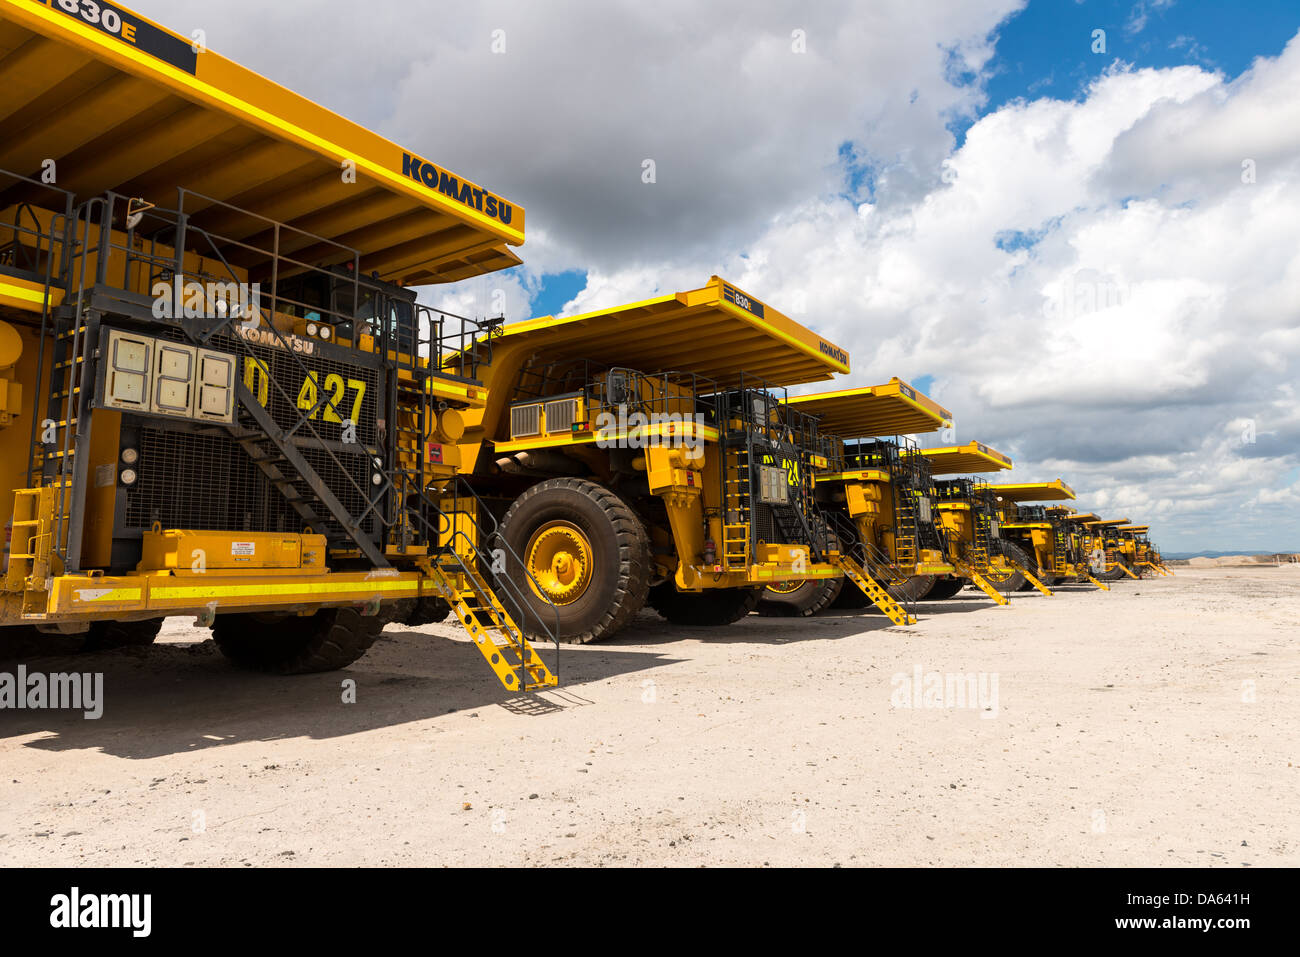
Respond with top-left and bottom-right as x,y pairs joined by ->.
2,566 -> 1296,867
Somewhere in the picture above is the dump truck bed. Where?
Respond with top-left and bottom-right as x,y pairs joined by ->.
0,0 -> 520,284
985,480 -> 1077,502
920,441 -> 1013,475
491,276 -> 850,388
786,377 -> 951,437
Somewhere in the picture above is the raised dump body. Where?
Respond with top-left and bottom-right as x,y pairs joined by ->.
447,277 -> 855,643
762,377 -> 954,621
0,0 -> 558,690
920,441 -> 1013,476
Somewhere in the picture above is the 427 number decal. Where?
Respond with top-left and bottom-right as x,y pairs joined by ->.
242,358 -> 368,428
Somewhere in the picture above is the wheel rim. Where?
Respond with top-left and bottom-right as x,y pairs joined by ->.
983,558 -> 1015,585
525,521 -> 594,605
766,579 -> 804,595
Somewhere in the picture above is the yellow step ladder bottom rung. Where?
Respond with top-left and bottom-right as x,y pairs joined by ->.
434,565 -> 558,691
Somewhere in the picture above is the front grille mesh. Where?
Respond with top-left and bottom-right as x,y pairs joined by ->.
125,428 -> 378,538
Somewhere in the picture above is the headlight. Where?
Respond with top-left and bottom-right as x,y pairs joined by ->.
319,326 -> 331,340
121,448 -> 139,465
371,472 -> 383,486
306,322 -> 319,337
120,468 -> 138,485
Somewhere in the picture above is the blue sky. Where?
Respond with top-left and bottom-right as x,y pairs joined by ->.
981,0 -> 1300,116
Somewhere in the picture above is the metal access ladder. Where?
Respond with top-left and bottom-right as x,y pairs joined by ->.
833,553 -> 917,626
428,560 -> 557,692
950,558 -> 1010,606
1002,553 -> 1053,596
420,481 -> 560,693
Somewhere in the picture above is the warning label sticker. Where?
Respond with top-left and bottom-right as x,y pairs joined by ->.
231,541 -> 256,556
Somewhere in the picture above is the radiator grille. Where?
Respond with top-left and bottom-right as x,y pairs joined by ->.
510,403 -> 541,438
125,428 -> 378,537
544,398 -> 579,433
127,429 -> 276,531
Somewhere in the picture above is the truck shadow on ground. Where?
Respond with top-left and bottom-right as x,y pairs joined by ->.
0,588 -> 1054,757
0,625 -> 682,759
610,594 -> 1006,646
611,611 -> 900,646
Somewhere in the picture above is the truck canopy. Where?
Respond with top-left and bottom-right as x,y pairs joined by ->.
785,377 -> 951,437
1117,525 -> 1149,533
491,277 -> 850,388
920,441 -> 1013,475
0,0 -> 521,284
1087,518 -> 1131,528
985,480 -> 1077,502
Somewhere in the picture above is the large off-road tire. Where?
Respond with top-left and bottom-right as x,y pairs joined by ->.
833,572 -> 933,609
756,576 -> 845,617
981,540 -> 1030,592
648,585 -> 762,626
830,576 -> 874,609
85,618 -> 164,650
921,576 -> 967,601
888,574 -> 937,603
0,624 -> 46,660
387,597 -> 451,627
1013,544 -> 1048,591
499,477 -> 651,644
212,606 -> 382,674
1097,554 -> 1126,581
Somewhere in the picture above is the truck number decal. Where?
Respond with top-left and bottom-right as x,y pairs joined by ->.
294,371 -> 367,425
722,283 -> 766,319
37,0 -> 200,75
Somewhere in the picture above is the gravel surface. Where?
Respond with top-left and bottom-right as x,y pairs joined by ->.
2,566 -> 1296,866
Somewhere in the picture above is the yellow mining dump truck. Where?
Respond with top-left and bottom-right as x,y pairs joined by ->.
983,480 -> 1106,593
1044,509 -> 1112,590
446,277 -> 856,643
0,0 -> 561,692
920,442 -> 1044,604
1086,519 -> 1138,581
756,378 -> 955,624
1117,525 -> 1168,577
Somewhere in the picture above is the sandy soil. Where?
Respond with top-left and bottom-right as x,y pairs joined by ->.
2,566 -> 1297,867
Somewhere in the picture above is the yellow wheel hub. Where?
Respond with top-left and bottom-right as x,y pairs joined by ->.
983,559 -> 1014,584
526,521 -> 594,605
766,579 -> 804,595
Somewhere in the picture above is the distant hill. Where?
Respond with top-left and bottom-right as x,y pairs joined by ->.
1165,550 -> 1298,560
